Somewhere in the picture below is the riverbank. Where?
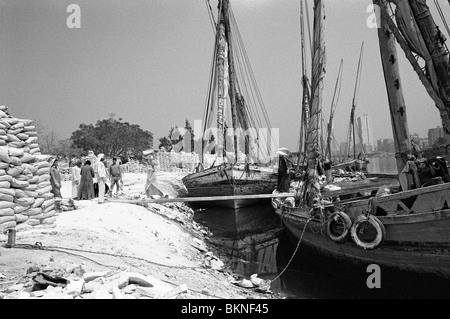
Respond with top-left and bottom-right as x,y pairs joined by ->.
0,172 -> 279,299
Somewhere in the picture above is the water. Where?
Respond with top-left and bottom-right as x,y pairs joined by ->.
192,155 -> 450,299
365,154 -> 397,175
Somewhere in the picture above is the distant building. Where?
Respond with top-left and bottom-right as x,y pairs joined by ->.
357,114 -> 374,153
376,138 -> 395,153
428,126 -> 446,147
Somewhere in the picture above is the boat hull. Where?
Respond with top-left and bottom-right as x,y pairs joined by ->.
279,208 -> 450,279
274,182 -> 450,279
182,164 -> 278,209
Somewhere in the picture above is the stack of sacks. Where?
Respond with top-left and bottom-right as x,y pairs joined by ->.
0,105 -> 59,233
56,198 -> 77,212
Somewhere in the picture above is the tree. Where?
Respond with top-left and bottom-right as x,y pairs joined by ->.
70,118 -> 153,160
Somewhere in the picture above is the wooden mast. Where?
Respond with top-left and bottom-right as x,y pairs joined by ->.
216,2 -> 227,162
326,59 -> 343,162
373,0 -> 412,175
222,0 -> 239,163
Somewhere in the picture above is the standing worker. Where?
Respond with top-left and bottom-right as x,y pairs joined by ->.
49,158 -> 62,198
108,157 -> 122,197
71,160 -> 82,199
95,154 -> 107,203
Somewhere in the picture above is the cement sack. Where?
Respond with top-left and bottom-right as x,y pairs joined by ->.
0,120 -> 11,129
0,221 -> 16,231
0,140 -> 5,146
0,193 -> 14,202
41,207 -> 55,217
23,125 -> 36,132
41,192 -> 54,200
19,153 -> 35,163
4,118 -> 18,125
26,131 -> 37,137
6,147 -> 24,157
25,219 -> 40,226
17,133 -> 29,140
16,174 -> 32,182
0,148 -> 11,163
0,188 -> 16,197
37,180 -> 51,189
26,136 -> 38,144
41,198 -> 55,209
0,163 -> 9,170
8,141 -> 26,148
29,148 -> 41,155
24,208 -> 42,217
7,166 -> 25,177
37,185 -> 52,196
8,128 -> 23,135
0,215 -> 16,224
14,205 -> 30,214
0,110 -> 7,118
15,189 -> 28,198
0,201 -> 15,209
6,134 -> 20,143
0,181 -> 11,188
22,163 -> 37,175
43,204 -> 55,214
24,190 -> 39,198
0,175 -> 13,182
36,167 -> 50,175
0,208 -> 14,217
15,214 -> 28,223
17,119 -> 33,126
11,179 -> 29,188
0,129 -> 6,135
10,122 -> 24,130
27,176 -> 39,185
9,156 -> 22,166
14,197 -> 35,206
29,143 -> 39,149
40,216 -> 56,225
32,198 -> 45,208
38,174 -> 51,183
35,161 -> 50,169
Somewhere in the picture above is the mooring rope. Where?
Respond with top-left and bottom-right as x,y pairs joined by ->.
270,215 -> 312,283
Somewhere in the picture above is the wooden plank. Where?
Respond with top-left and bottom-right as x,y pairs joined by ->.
108,192 -> 297,204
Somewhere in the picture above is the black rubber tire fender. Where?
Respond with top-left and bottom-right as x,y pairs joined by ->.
326,211 -> 352,243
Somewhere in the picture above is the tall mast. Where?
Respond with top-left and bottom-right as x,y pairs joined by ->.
296,0 -> 310,172
305,0 -> 325,172
326,59 -> 343,162
216,3 -> 227,162
222,0 -> 239,162
381,0 -> 450,134
349,42 -> 364,160
374,0 -> 411,174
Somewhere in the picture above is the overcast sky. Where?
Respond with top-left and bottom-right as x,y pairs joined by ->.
1,0 -> 449,151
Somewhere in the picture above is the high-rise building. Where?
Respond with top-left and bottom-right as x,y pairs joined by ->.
357,114 -> 374,152
428,126 -> 446,147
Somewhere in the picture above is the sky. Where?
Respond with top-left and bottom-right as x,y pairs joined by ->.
1,0 -> 449,152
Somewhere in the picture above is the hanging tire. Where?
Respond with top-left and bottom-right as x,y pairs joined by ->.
326,211 -> 352,243
350,214 -> 386,250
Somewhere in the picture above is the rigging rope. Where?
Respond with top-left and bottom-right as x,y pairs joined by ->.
433,0 -> 450,38
205,0 -> 216,33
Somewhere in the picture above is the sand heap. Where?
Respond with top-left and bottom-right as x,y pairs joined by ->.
0,105 -> 63,233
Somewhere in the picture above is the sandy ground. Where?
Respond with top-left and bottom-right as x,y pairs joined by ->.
0,172 -> 275,299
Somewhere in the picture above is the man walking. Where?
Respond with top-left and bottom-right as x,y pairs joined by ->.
109,157 -> 122,197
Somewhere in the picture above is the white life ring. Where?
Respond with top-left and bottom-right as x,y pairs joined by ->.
350,214 -> 386,250
326,211 -> 352,243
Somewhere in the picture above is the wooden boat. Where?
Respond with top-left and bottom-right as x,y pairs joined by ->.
182,0 -> 278,209
272,0 -> 450,279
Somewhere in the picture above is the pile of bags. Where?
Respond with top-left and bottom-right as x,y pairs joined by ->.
0,105 -> 60,233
